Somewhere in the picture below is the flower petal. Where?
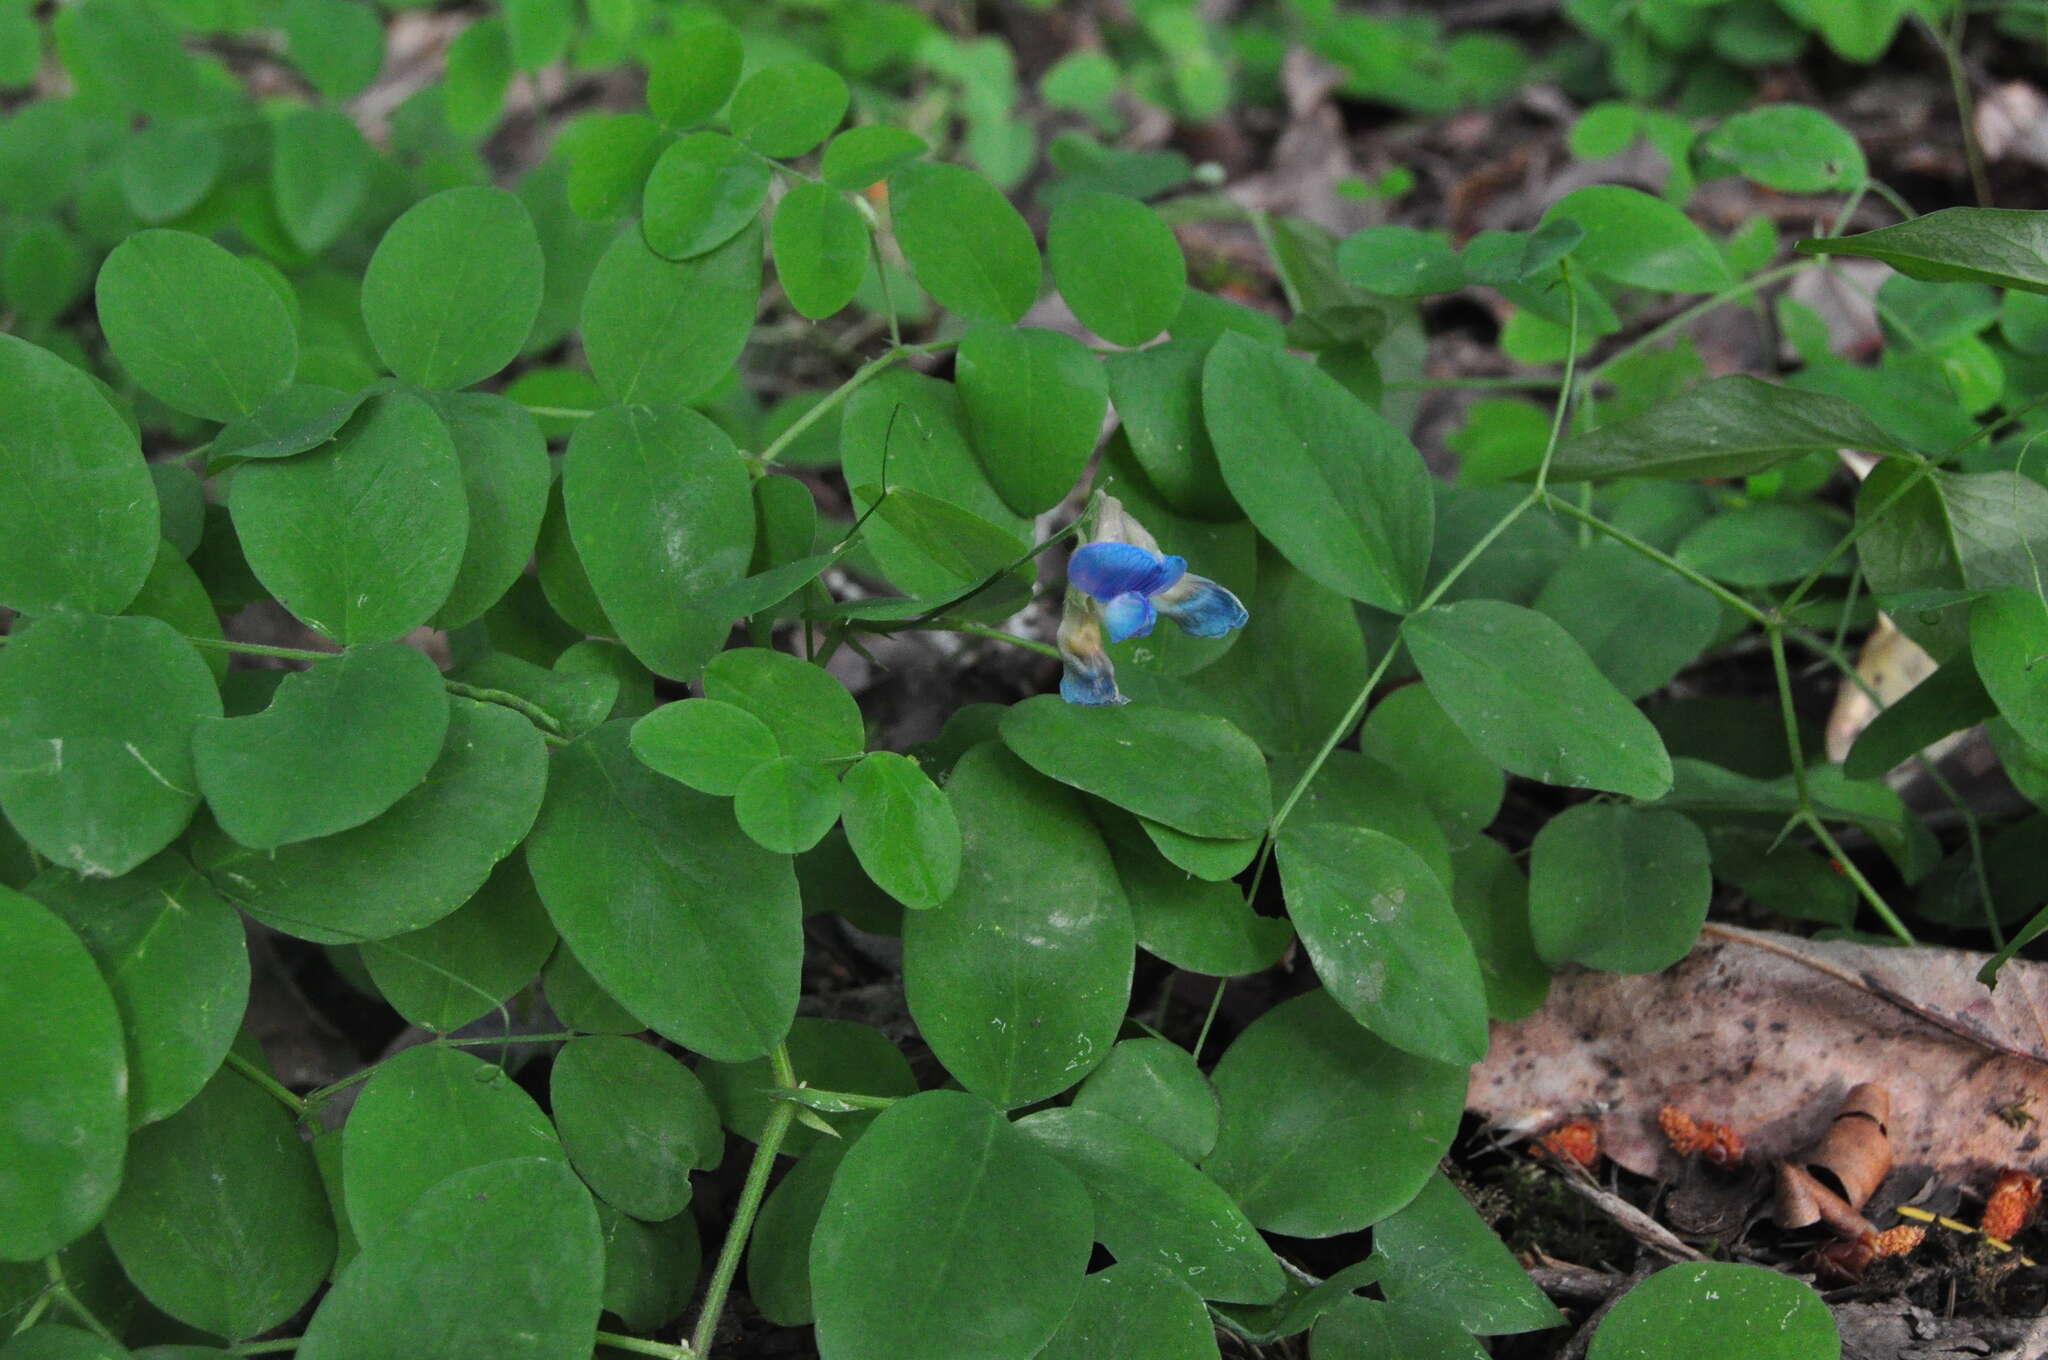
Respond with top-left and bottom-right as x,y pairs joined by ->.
1060,663 -> 1126,706
1101,591 -> 1158,643
1069,541 -> 1184,602
1155,574 -> 1250,638
1057,596 -> 1126,706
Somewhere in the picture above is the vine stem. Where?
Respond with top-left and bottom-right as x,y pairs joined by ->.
690,1044 -> 798,1359
756,339 -> 954,466
597,1331 -> 694,1358
42,1257 -> 118,1346
226,1050 -> 306,1117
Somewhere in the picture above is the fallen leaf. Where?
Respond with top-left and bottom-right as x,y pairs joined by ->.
1468,925 -> 2048,1182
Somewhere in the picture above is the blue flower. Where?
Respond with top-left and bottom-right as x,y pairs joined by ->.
1068,540 -> 1250,644
1056,602 -> 1124,706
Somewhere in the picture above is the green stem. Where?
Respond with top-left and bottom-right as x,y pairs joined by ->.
1191,976 -> 1229,1064
43,1259 -> 118,1346
1532,261 -> 1581,498
1382,374 -> 1572,392
1866,178 -> 1919,222
301,1033 -> 583,1110
1541,494 -> 1772,626
1765,628 -> 1916,946
1935,5 -> 1993,207
182,636 -> 339,662
518,405 -> 596,421
441,680 -> 567,738
921,619 -> 1062,659
1584,262 -> 1810,387
691,1044 -> 798,1358
1778,461 -> 1932,614
596,1331 -> 694,1358
226,1050 -> 306,1118
756,341 -> 955,466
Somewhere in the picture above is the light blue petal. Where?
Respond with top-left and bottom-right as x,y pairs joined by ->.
1069,542 -> 1185,602
1156,575 -> 1249,638
1101,591 -> 1158,643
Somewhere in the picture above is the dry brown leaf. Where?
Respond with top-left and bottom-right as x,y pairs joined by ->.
1468,925 -> 2048,1182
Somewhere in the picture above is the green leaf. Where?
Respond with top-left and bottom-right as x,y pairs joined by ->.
841,752 -> 960,909
1403,600 -> 1674,799
2,220 -> 90,325
562,113 -> 665,221
96,229 -> 297,422
1000,696 -> 1268,839
1277,824 -> 1488,1065
1587,1261 -> 1838,1359
196,699 -> 546,943
901,744 -> 1132,1106
0,886 -> 126,1261
597,1202 -> 699,1333
0,1327 -> 129,1358
821,126 -> 927,191
119,121 -> 219,223
1448,838 -> 1548,1021
551,1036 -> 718,1220
771,180 -> 867,320
271,107 -> 371,253
629,699 -> 779,795
746,1142 -> 842,1326
811,1090 -> 1093,1360
124,541 -> 222,684
1843,658 -> 1995,781
1973,588 -> 2048,749
642,18 -> 742,126
343,1044 -> 564,1247
1070,1037 -> 1217,1163
564,403 -> 753,678
1529,803 -> 1710,972
421,392 -> 551,630
702,646 -> 865,763
361,187 -> 543,390
1277,749 -> 1451,889
1359,683 -> 1504,848
890,161 -> 1040,324
208,384 -> 375,468
1017,1108 -> 1283,1304
1203,333 -> 1433,611
1311,1296 -> 1489,1360
1543,186 -> 1733,293
1336,225 -> 1465,297
1701,104 -> 1864,193
1110,828 -> 1291,976
193,644 -> 447,850
1103,340 -> 1234,521
0,614 -> 219,879
526,722 -> 801,1062
1374,1174 -> 1563,1335
1040,1263 -> 1219,1360
103,1066 -> 333,1339
28,855 -> 247,1126
1048,190 -> 1185,347
0,334 -> 159,616
298,1158 -> 602,1360
1136,818 -> 1259,882
733,756 -> 842,854
729,60 -> 847,157
642,132 -> 770,260
702,1015 -> 913,1157
1799,207 -> 2048,294
229,391 -> 469,643
840,369 -> 1031,597
442,18 -> 511,139
581,223 -> 760,405
1533,543 -> 1723,698
360,857 -> 556,1033
449,652 -> 614,739
955,323 -> 1106,515
1203,989 -> 1463,1237
1856,463 -> 2048,656
283,0 -> 382,100
503,0 -> 571,70
857,484 -> 1032,586
1544,375 -> 1907,482
540,942 -> 642,1035
1676,503 -> 1844,586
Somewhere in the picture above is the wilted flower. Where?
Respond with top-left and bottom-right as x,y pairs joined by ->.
1055,496 -> 1250,705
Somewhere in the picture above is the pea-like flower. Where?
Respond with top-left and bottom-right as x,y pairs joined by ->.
1055,496 -> 1250,705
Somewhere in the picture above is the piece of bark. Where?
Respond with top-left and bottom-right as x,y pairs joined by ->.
1469,925 -> 2048,1183
1803,1083 -> 1893,1209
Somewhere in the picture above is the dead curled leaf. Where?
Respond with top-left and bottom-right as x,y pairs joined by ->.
1468,925 -> 2048,1183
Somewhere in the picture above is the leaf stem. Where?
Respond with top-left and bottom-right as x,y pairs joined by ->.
182,636 -> 339,662
226,1049 -> 306,1117
691,1043 -> 799,1358
1540,494 -> 1772,626
596,1331 -> 694,1358
42,1258 -> 118,1346
1583,261 -> 1810,387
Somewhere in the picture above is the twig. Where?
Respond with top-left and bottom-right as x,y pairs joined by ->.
1547,1168 -> 1705,1264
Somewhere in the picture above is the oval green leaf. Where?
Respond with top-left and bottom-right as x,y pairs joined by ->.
728,60 -> 846,157
1588,1262 -> 1838,1360
422,392 -> 551,630
0,613 -> 219,878
955,323 -> 1107,515
360,186 -> 544,390
840,751 -> 961,910
1048,190 -> 1185,347
526,721 -> 801,1062
1403,600 -> 1673,800
629,698 -> 780,795
890,161 -> 1039,324
1543,186 -> 1734,294
581,223 -> 761,406
902,743 -> 1132,1106
1070,1037 -> 1219,1164
1529,803 -> 1711,973
551,1036 -> 718,1221
642,131 -> 771,260
360,857 -> 556,1033
701,647 -> 865,763
733,756 -> 842,855
771,180 -> 866,320
811,1090 -> 1093,1360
